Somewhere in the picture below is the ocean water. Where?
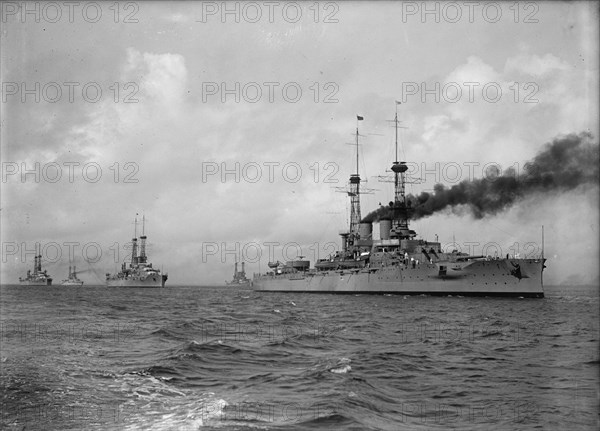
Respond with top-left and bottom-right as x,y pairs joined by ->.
1,284 -> 598,430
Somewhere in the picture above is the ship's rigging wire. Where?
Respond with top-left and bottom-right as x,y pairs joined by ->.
85,259 -> 105,283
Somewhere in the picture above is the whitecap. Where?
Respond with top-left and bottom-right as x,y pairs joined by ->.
330,365 -> 351,374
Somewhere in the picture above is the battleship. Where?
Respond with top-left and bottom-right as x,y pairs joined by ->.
253,109 -> 546,297
106,216 -> 168,288
61,264 -> 84,286
19,244 -> 53,286
226,262 -> 252,286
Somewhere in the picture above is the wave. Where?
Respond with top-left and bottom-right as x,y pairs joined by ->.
284,413 -> 357,429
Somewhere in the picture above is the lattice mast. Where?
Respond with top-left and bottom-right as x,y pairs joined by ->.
139,215 -> 147,264
348,118 -> 362,240
131,214 -> 138,266
377,103 -> 417,239
390,105 -> 412,238
336,116 -> 374,250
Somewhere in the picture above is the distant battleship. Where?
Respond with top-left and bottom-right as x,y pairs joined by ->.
106,216 -> 168,287
253,109 -> 546,297
61,264 -> 84,286
226,262 -> 251,286
19,244 -> 53,286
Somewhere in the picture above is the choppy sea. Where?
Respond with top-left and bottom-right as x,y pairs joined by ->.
1,284 -> 598,430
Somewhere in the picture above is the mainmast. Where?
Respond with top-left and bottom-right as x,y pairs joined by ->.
393,105 -> 403,204
378,102 -> 416,240
390,105 -> 412,239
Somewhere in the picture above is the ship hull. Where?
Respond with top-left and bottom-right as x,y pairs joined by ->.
61,281 -> 84,286
106,275 -> 167,288
19,279 -> 53,286
226,281 -> 252,287
253,259 -> 545,297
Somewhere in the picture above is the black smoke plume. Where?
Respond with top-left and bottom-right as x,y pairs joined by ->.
362,132 -> 599,223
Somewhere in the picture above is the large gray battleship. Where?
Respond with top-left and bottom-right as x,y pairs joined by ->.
19,244 -> 53,286
106,216 -> 168,288
253,110 -> 546,297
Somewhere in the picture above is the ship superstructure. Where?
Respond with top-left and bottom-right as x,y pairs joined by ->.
61,264 -> 84,286
253,109 -> 546,297
106,215 -> 168,287
19,244 -> 53,286
226,262 -> 251,286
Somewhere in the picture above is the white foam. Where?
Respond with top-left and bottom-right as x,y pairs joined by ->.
330,365 -> 351,374
330,357 -> 351,373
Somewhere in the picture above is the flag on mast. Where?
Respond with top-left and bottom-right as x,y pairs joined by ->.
395,100 -> 402,105
357,115 -> 364,121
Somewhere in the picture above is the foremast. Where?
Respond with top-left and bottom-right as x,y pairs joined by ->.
337,116 -> 374,252
348,117 -> 363,247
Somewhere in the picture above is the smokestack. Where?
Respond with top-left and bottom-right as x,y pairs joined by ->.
340,232 -> 349,253
380,219 -> 392,240
359,222 -> 373,240
234,262 -> 238,276
242,262 -> 245,274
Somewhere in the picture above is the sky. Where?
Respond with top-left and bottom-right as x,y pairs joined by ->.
1,1 -> 598,286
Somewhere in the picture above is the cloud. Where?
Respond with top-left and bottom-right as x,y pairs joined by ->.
505,52 -> 571,77
124,48 -> 188,107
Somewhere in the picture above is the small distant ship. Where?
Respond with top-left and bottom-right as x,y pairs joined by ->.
19,244 -> 53,286
253,109 -> 546,297
106,215 -> 168,288
226,262 -> 251,286
61,264 -> 84,286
